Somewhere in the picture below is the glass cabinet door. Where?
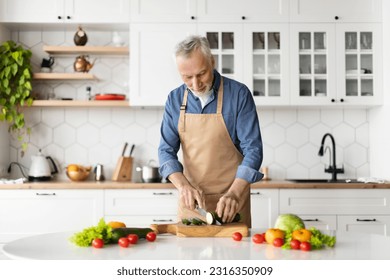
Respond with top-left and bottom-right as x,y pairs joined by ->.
290,24 -> 336,105
198,24 -> 243,83
244,24 -> 289,105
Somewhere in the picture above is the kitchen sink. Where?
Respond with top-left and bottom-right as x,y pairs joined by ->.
287,179 -> 361,183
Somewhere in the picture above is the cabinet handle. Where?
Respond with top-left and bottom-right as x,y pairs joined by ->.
153,219 -> 174,222
250,192 -> 261,195
67,16 -> 71,20
191,16 -> 195,20
153,192 -> 174,196
57,16 -> 62,20
36,192 -> 56,196
356,218 -> 377,222
302,219 -> 319,222
335,16 -> 339,20
331,99 -> 336,102
241,16 -> 246,20
340,98 -> 344,102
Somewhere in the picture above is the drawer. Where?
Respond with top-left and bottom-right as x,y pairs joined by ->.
104,189 -> 178,216
105,215 -> 177,227
338,215 -> 390,236
299,215 -> 337,231
280,189 -> 390,215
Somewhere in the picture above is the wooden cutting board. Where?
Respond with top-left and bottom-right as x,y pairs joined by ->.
150,222 -> 248,237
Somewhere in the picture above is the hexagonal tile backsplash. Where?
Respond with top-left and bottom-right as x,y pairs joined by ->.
4,30 -> 370,182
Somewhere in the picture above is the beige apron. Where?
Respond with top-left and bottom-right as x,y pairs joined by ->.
177,79 -> 251,227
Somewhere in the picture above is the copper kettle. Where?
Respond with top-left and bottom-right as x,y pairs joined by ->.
73,55 -> 95,73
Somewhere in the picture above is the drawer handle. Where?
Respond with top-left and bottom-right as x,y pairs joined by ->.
153,192 -> 174,196
356,218 -> 376,222
250,192 -> 261,195
36,193 -> 56,196
302,219 -> 319,222
153,219 -> 174,222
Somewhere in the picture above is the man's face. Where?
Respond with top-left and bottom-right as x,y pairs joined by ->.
176,49 -> 215,96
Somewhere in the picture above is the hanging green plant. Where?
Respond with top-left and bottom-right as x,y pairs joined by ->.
0,40 -> 34,153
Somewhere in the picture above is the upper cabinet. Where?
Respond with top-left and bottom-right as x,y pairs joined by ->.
197,0 -> 290,23
0,0 -> 130,23
290,0 -> 382,23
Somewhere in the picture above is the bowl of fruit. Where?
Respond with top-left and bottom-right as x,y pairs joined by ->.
66,164 -> 91,182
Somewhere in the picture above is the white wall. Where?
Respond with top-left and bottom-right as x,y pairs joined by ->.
369,1 -> 390,179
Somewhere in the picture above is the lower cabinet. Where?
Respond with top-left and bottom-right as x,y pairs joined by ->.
250,189 -> 279,229
0,189 -> 104,243
279,189 -> 390,236
104,189 -> 178,227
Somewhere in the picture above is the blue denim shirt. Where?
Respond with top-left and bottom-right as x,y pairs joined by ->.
158,70 -> 263,184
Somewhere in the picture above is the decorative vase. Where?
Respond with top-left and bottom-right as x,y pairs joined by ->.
74,26 -> 88,46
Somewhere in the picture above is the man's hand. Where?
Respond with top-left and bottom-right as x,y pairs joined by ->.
168,172 -> 205,210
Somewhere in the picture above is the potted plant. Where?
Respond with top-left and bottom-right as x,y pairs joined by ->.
0,40 -> 34,154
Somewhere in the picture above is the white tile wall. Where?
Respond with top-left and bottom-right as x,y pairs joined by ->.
3,30 -> 370,182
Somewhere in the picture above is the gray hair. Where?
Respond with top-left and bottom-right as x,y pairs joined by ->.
175,35 -> 213,62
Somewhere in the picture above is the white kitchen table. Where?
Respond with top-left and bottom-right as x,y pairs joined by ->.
1,230 -> 389,260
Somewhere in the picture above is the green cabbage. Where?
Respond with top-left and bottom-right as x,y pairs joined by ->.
274,214 -> 305,232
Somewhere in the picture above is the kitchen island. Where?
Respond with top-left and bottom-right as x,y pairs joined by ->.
2,229 -> 389,260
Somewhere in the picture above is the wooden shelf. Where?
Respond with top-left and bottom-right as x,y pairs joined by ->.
31,100 -> 130,107
33,73 -> 97,80
43,45 -> 129,56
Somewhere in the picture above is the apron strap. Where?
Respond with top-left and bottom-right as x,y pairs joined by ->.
178,89 -> 189,133
216,78 -> 223,114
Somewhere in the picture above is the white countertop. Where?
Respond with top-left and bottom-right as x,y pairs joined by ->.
2,230 -> 390,260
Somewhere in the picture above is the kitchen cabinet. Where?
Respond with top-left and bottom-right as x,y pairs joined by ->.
0,0 -> 130,23
104,189 -> 178,227
0,189 -> 104,243
279,189 -> 390,236
290,0 -> 382,23
290,23 -> 382,106
250,189 -> 279,229
129,23 -> 196,106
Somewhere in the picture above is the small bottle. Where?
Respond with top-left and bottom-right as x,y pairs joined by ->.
260,166 -> 270,181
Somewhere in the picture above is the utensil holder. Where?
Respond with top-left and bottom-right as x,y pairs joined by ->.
112,156 -> 133,181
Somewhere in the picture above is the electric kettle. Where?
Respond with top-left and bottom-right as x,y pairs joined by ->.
28,150 -> 58,181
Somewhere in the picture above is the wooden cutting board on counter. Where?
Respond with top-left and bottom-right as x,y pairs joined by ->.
150,222 -> 248,237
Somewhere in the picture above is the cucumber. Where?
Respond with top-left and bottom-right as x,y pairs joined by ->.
206,212 -> 241,225
110,227 -> 153,243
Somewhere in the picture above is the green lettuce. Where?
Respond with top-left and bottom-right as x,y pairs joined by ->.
70,218 -> 112,247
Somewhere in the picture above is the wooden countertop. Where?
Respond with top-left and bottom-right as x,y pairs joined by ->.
1,180 -> 390,189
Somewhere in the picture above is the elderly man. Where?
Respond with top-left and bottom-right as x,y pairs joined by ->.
158,35 -> 263,227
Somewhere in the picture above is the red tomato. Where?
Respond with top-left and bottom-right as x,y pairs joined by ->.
118,237 -> 130,248
300,241 -> 312,251
146,232 -> 157,242
273,237 -> 284,247
252,233 -> 265,244
232,232 -> 243,241
127,234 -> 139,244
92,238 -> 104,249
290,239 -> 301,250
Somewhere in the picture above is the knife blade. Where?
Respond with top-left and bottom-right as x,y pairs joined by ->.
195,204 -> 221,225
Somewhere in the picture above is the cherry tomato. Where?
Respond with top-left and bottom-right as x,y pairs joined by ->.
261,232 -> 266,242
127,234 -> 139,244
232,232 -> 243,241
118,237 -> 130,248
146,232 -> 157,242
290,239 -> 301,250
273,237 -> 284,247
92,238 -> 104,249
300,241 -> 312,251
252,233 -> 265,244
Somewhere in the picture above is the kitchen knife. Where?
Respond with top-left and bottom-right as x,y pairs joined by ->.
195,204 -> 222,225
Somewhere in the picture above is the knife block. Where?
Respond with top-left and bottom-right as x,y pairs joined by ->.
112,156 -> 133,181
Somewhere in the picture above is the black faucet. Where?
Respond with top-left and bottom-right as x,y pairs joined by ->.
318,133 -> 344,181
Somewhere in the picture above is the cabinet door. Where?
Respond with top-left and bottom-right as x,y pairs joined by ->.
104,189 -> 178,226
338,215 -> 390,236
71,0 -> 130,23
197,24 -> 244,83
250,189 -> 279,229
290,24 -> 337,105
243,24 -> 290,106
130,23 -> 196,106
130,0 -> 196,22
0,189 -> 104,243
197,0 -> 289,23
336,24 -> 382,105
290,0 -> 382,23
0,0 -> 64,22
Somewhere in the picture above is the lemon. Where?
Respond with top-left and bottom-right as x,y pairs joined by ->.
108,221 -> 126,229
